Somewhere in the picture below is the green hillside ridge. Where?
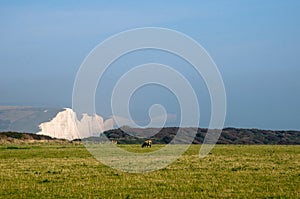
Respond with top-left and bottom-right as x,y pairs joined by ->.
2,126 -> 299,145
102,127 -> 300,145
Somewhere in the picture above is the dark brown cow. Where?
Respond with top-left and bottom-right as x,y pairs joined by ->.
141,140 -> 152,148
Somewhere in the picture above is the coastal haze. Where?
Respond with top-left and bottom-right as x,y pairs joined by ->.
0,106 -> 63,133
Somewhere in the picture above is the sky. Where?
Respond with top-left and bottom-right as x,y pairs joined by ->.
0,1 -> 300,130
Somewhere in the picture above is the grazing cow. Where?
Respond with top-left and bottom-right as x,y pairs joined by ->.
142,140 -> 152,148
111,140 -> 118,144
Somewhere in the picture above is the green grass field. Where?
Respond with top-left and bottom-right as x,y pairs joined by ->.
1,144 -> 299,198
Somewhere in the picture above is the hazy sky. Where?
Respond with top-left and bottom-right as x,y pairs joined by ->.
0,1 -> 299,130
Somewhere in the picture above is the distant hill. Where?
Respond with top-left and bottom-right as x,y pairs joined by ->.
1,127 -> 300,145
0,132 -> 69,144
0,106 -> 63,133
100,127 -> 300,145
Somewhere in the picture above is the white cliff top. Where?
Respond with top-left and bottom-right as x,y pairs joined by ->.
37,108 -> 113,140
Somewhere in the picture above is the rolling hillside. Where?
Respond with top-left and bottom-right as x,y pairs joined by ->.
0,132 -> 69,144
88,127 -> 300,144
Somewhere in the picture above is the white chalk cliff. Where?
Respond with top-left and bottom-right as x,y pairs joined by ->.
37,108 -> 114,140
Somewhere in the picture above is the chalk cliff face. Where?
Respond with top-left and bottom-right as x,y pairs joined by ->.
37,108 -> 114,140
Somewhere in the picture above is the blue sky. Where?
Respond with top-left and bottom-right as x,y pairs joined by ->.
0,1 -> 300,130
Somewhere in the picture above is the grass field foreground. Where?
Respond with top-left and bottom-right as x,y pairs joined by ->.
1,144 -> 299,198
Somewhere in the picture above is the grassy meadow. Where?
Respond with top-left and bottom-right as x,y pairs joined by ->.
1,143 -> 299,198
